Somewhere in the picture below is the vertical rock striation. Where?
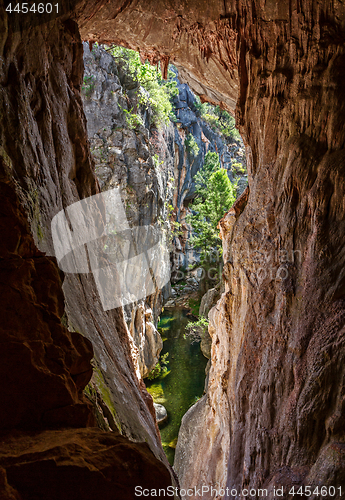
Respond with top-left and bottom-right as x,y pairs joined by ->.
2,0 -> 345,497
81,42 -> 247,381
175,1 -> 345,497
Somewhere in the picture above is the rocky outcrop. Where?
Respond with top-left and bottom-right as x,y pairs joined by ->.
0,428 -> 172,500
82,42 -> 174,378
0,180 -> 172,499
81,43 -> 246,379
174,2 -> 345,498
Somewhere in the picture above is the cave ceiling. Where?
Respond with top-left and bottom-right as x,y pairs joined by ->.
75,0 -> 240,111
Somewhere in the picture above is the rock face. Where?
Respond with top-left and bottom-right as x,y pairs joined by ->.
0,181 -> 172,499
0,9 -> 173,497
0,428 -> 172,500
174,2 -> 345,498
82,42 -> 174,378
171,70 -> 247,273
0,180 -> 95,432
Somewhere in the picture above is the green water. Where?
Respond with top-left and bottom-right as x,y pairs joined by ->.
145,308 -> 208,465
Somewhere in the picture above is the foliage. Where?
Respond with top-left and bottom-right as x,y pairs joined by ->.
188,297 -> 201,316
147,352 -> 170,380
153,154 -> 164,170
184,317 -> 209,343
121,107 -> 144,129
109,45 -> 178,128
167,203 -> 183,240
194,96 -> 241,142
186,151 -> 237,264
82,75 -> 96,97
232,161 -> 246,174
184,133 -> 200,158
146,383 -> 165,401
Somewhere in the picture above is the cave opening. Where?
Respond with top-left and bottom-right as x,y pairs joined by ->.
79,40 -> 246,467
1,2 -> 345,499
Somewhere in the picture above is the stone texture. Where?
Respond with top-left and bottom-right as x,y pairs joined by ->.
154,403 -> 168,425
81,42 -> 174,378
81,43 -> 246,380
174,2 -> 345,498
0,428 -> 172,500
77,0 -> 239,111
0,180 -> 94,432
0,10 -> 174,497
0,178 -> 172,497
199,283 -> 223,318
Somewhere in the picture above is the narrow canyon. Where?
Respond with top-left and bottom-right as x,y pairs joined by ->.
0,1 -> 345,499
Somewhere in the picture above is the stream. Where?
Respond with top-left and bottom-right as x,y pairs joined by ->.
145,307 -> 208,465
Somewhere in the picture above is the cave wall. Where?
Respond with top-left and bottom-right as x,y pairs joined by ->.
0,1 -> 168,453
175,1 -> 345,497
77,0 -> 345,494
0,4 -> 173,497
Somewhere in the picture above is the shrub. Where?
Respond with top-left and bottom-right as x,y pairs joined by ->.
194,96 -> 241,143
184,133 -> 200,157
82,75 -> 96,97
185,317 -> 209,343
232,161 -> 246,174
109,45 -> 178,128
121,107 -> 144,130
147,352 -> 170,380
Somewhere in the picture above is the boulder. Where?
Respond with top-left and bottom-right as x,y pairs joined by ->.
153,403 -> 168,425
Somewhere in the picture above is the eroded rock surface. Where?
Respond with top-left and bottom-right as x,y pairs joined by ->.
0,428 -> 172,500
0,179 -> 172,499
82,42 -> 174,378
0,9 -> 173,496
175,1 -> 345,498
81,42 -> 246,379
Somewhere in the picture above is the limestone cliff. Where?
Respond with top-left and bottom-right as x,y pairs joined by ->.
81,42 -> 174,378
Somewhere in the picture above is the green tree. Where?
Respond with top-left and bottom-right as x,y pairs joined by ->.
186,152 -> 237,263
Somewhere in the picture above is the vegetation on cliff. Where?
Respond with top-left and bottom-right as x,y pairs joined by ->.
194,97 -> 241,143
108,45 -> 178,127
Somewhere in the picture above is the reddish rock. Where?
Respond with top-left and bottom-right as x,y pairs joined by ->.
0,428 -> 172,500
0,181 -> 95,431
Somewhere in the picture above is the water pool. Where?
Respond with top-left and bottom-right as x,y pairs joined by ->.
145,307 -> 208,465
